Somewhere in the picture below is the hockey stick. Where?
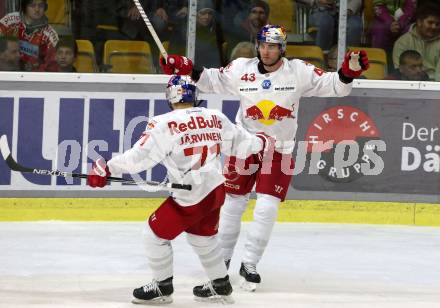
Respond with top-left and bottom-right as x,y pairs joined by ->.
0,135 -> 191,191
132,0 -> 168,60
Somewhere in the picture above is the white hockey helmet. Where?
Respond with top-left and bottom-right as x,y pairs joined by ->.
166,75 -> 198,109
256,24 -> 287,53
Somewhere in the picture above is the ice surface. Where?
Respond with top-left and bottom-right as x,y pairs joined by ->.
0,222 -> 440,307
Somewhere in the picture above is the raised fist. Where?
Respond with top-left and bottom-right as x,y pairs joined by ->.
160,54 -> 193,75
340,50 -> 369,79
87,158 -> 110,188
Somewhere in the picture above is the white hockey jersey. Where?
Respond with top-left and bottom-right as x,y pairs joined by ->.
108,107 -> 263,206
197,57 -> 352,153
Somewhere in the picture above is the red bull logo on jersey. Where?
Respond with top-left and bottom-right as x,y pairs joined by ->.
245,100 -> 295,125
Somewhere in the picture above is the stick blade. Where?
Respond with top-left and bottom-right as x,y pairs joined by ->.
0,135 -> 11,160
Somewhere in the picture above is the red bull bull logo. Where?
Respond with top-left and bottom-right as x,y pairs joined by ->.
245,100 -> 294,125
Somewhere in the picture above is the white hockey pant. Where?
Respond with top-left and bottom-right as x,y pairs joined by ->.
218,193 -> 250,261
243,193 -> 280,265
187,233 -> 228,280
143,223 -> 173,281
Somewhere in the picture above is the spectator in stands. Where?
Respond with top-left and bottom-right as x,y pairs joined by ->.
371,0 -> 416,52
234,0 -> 269,42
225,0 -> 269,59
121,0 -> 187,72
122,0 -> 170,40
54,38 -> 78,72
0,0 -> 58,71
229,41 -> 257,61
221,0 -> 248,29
393,3 -> 440,81
299,0 -> 363,53
0,36 -> 20,71
386,49 -> 429,80
155,0 -> 189,55
191,0 -> 224,70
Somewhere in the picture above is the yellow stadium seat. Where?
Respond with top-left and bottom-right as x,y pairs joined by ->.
74,40 -> 98,73
348,47 -> 387,80
285,45 -> 325,68
267,0 -> 295,33
103,40 -> 154,74
46,0 -> 69,26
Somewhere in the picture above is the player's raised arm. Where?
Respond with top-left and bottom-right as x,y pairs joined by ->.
300,50 -> 369,97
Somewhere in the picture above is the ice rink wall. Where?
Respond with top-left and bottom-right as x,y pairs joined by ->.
0,73 -> 439,224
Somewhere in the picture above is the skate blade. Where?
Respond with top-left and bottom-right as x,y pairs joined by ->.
131,295 -> 173,305
194,295 -> 234,304
239,277 -> 258,292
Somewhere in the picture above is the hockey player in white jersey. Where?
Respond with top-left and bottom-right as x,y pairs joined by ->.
159,24 -> 370,291
87,75 -> 272,304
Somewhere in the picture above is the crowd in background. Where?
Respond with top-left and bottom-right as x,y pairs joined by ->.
1,0 -> 440,81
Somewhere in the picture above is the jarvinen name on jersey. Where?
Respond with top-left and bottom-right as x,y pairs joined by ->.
179,131 -> 222,145
167,115 -> 223,145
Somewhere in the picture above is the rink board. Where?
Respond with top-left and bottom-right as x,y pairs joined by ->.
0,74 -> 439,211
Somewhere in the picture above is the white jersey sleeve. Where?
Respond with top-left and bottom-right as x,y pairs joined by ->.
295,60 -> 352,97
196,59 -> 242,95
107,117 -> 172,176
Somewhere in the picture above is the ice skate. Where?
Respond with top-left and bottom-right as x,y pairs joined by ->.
132,277 -> 173,305
193,275 -> 234,304
239,262 -> 261,292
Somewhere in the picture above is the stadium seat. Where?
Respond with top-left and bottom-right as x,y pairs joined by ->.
348,47 -> 387,80
46,0 -> 68,25
74,40 -> 98,73
285,45 -> 325,68
267,0 -> 295,33
103,40 -> 154,74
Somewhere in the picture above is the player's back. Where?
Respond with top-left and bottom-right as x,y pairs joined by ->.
108,106 -> 261,206
159,107 -> 232,206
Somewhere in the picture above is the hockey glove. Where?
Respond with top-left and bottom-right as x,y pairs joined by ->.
159,54 -> 193,75
340,50 -> 369,79
255,132 -> 276,162
87,158 -> 110,188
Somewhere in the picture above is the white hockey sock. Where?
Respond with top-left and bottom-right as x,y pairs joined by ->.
187,233 -> 228,281
243,193 -> 280,265
218,193 -> 250,261
143,223 -> 173,281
